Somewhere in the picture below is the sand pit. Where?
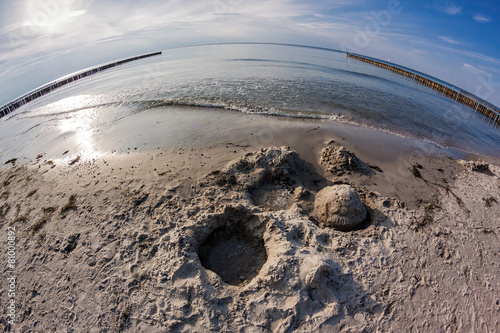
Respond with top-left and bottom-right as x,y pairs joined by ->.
197,208 -> 267,286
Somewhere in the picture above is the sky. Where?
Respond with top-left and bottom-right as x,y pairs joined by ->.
1,0 -> 499,108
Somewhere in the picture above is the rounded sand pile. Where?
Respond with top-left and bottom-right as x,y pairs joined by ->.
312,185 -> 367,231
320,146 -> 361,173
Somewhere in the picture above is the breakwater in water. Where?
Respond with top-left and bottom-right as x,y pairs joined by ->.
347,53 -> 500,127
0,51 -> 162,119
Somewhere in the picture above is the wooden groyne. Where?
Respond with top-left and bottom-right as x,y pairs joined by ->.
347,53 -> 500,127
0,51 -> 162,119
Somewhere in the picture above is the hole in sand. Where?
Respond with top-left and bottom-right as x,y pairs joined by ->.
248,168 -> 296,211
316,233 -> 331,246
250,186 -> 293,211
198,220 -> 267,286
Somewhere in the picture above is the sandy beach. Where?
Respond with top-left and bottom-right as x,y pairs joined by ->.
1,107 -> 500,332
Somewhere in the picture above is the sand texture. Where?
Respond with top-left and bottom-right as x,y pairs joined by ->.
1,136 -> 500,332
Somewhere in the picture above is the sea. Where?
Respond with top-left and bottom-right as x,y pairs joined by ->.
1,43 -> 499,163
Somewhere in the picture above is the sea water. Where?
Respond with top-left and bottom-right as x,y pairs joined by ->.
1,43 -> 499,163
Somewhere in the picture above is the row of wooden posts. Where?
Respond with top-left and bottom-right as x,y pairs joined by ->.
347,53 -> 500,127
0,51 -> 162,119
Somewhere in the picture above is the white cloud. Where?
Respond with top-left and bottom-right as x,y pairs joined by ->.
463,63 -> 487,76
473,14 -> 491,23
460,50 -> 500,68
446,5 -> 461,15
437,4 -> 462,15
439,36 -> 462,45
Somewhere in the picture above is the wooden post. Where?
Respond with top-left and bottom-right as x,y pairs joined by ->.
0,51 -> 162,118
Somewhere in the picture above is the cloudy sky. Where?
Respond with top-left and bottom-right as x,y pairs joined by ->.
1,0 -> 499,107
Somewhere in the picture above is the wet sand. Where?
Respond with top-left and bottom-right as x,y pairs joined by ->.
1,107 -> 500,332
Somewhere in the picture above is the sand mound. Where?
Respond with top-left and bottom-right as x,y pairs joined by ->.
201,147 -> 324,211
320,145 -> 363,174
312,185 -> 367,231
459,159 -> 490,173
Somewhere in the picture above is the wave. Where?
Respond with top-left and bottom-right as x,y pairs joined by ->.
17,96 -> 342,120
12,95 -> 499,157
143,99 -> 342,120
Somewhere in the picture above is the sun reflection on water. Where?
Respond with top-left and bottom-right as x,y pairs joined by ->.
57,106 -> 103,162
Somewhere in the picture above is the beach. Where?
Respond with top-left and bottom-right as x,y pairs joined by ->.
1,106 -> 499,332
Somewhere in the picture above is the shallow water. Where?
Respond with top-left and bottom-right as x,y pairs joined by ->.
1,43 -> 499,163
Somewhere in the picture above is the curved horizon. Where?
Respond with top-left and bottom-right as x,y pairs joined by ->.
2,42 -> 499,118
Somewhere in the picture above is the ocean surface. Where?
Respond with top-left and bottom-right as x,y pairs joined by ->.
1,43 -> 499,163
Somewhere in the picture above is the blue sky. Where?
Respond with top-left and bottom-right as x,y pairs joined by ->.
1,0 -> 499,107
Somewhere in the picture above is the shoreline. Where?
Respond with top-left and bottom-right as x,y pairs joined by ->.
2,106 -> 500,168
1,107 -> 500,331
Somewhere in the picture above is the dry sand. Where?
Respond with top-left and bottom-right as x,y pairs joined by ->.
1,108 -> 500,332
